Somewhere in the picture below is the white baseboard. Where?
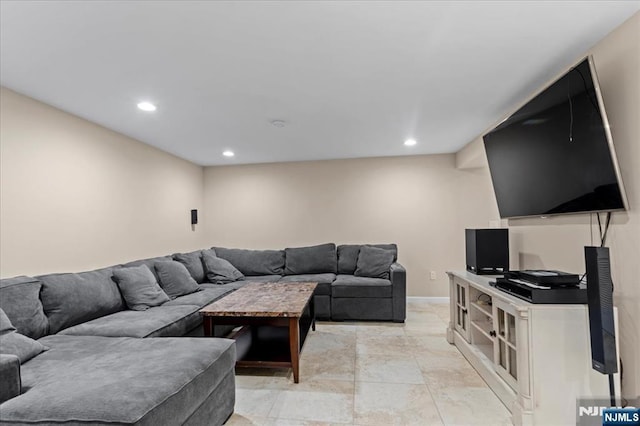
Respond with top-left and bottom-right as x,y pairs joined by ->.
407,296 -> 450,303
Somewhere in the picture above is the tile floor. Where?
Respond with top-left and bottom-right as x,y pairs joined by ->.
226,299 -> 512,426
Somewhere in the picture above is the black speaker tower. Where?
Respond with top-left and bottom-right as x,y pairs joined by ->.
585,246 -> 617,375
584,246 -> 617,406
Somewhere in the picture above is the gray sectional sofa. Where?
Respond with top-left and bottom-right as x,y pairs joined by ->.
0,274 -> 237,425
0,242 -> 405,425
210,243 -> 406,322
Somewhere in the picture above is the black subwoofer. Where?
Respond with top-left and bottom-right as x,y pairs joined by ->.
465,228 -> 509,275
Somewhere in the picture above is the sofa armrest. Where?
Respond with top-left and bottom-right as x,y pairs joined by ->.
0,354 -> 21,404
390,262 -> 406,322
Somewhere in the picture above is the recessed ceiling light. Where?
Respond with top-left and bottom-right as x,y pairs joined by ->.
137,101 -> 157,112
404,139 -> 417,146
222,150 -> 235,157
270,120 -> 286,128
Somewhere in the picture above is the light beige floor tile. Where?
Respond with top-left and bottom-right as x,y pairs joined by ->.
303,331 -> 356,356
354,323 -> 406,337
268,388 -> 354,424
235,374 -> 291,390
298,352 -> 356,382
406,310 -> 445,324
429,303 -> 451,322
414,349 -> 473,371
421,362 -> 488,390
356,334 -> 409,356
406,335 -> 458,356
355,352 -> 424,384
315,322 -> 358,335
234,388 -> 282,417
431,386 -> 511,425
354,382 -> 443,425
264,419 -> 353,426
407,300 -> 438,312
403,321 -> 448,337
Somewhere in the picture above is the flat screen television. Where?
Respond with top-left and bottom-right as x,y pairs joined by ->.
483,56 -> 628,219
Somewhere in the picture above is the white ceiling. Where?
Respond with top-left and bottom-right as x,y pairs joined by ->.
1,1 -> 638,166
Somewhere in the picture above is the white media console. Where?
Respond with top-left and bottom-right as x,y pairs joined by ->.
447,270 -> 620,425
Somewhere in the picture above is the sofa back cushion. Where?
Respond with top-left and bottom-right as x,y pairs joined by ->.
172,250 -> 206,283
38,267 -> 125,334
354,246 -> 396,279
337,244 -> 398,275
202,251 -> 245,284
113,265 -> 170,311
122,255 -> 173,281
154,261 -> 202,299
0,308 -> 48,364
213,247 -> 285,276
284,243 -> 337,275
0,276 -> 49,339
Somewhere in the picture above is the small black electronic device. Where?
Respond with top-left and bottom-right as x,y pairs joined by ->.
585,246 -> 618,375
191,209 -> 198,225
505,270 -> 580,287
465,229 -> 509,275
493,277 -> 587,304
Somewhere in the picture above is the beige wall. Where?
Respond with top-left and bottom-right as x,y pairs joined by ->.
459,13 -> 640,399
203,154 -> 498,297
0,87 -> 206,277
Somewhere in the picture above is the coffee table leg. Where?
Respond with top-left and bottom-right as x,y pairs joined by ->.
311,296 -> 316,331
203,317 -> 213,337
289,317 -> 300,383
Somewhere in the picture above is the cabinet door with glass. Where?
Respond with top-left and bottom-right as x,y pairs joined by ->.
453,278 -> 471,342
493,298 -> 518,390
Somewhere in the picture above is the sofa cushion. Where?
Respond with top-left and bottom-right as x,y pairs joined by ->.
213,247 -> 285,276
354,245 -> 396,279
0,276 -> 49,339
337,244 -> 398,275
332,298 -> 393,321
155,261 -> 202,299
173,250 -> 207,283
0,308 -> 48,364
38,267 -> 125,334
122,255 -> 173,281
0,335 -> 236,425
278,273 -> 336,296
164,287 -> 233,308
202,251 -> 245,284
58,304 -> 202,338
284,243 -> 337,275
0,354 -> 21,405
113,265 -> 170,311
331,275 -> 392,298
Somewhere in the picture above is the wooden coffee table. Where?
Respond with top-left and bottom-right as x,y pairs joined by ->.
200,281 -> 317,383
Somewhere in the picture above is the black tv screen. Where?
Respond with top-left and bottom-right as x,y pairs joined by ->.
483,56 -> 628,219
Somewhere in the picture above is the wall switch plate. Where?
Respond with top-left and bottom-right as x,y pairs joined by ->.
430,271 -> 436,280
